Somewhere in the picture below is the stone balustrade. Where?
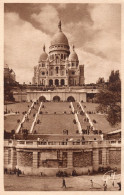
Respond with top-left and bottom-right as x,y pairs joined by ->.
4,139 -> 121,148
4,139 -> 121,175
16,101 -> 35,133
30,102 -> 42,133
79,101 -> 95,130
70,102 -> 82,134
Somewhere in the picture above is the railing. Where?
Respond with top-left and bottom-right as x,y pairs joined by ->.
4,139 -> 121,147
71,102 -> 82,134
79,101 -> 95,130
30,102 -> 42,133
16,101 -> 35,133
109,140 -> 121,145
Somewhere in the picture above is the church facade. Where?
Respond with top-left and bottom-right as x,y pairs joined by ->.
32,21 -> 84,86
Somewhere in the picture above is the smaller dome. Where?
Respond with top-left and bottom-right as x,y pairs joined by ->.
39,45 -> 48,62
69,45 -> 78,61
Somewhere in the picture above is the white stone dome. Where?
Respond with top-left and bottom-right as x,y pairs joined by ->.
69,46 -> 78,61
39,45 -> 48,62
51,21 -> 69,46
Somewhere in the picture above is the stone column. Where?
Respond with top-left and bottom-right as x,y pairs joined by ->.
106,148 -> 109,166
102,148 -> 107,167
4,148 -> 8,167
65,78 -> 68,86
92,142 -> 99,172
11,147 -> 17,169
33,151 -> 38,169
67,150 -> 73,174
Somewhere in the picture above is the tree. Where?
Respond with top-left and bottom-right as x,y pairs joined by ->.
96,77 -> 105,84
96,70 -> 121,126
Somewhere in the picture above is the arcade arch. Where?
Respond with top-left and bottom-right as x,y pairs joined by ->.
67,96 -> 75,102
53,96 -> 61,102
39,96 -> 46,102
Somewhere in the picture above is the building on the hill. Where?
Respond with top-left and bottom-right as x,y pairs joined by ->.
4,64 -> 16,84
32,21 -> 85,86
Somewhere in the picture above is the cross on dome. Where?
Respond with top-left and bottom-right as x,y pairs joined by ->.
58,20 -> 62,32
43,45 -> 45,52
72,45 -> 75,51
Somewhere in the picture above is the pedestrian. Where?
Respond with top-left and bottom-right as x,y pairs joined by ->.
62,178 -> 66,188
117,182 -> 121,191
17,168 -> 20,176
88,169 -> 90,175
90,179 -> 93,188
103,181 -> 107,191
112,181 -> 114,187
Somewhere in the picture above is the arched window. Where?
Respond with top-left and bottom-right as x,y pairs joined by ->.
61,79 -> 65,86
56,67 -> 59,74
49,79 -> 53,86
55,79 -> 59,86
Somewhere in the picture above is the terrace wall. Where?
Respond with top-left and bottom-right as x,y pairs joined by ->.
27,91 -> 87,102
4,140 -> 121,176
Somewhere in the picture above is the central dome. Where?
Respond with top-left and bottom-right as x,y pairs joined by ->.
51,31 -> 69,46
51,21 -> 69,46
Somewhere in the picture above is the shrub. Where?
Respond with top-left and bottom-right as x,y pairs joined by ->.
93,119 -> 97,123
73,119 -> 76,124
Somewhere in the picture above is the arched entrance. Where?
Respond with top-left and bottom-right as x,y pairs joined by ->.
49,79 -> 53,86
61,79 -> 65,86
67,96 -> 75,102
55,79 -> 59,86
53,96 -> 60,102
39,96 -> 46,102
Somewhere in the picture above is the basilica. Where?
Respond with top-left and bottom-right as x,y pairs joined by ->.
32,21 -> 84,86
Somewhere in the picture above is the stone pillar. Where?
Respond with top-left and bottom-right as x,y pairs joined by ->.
92,142 -> 99,172
102,148 -> 107,167
33,151 -> 38,168
65,78 -> 68,86
4,148 -> 8,168
45,78 -> 48,86
67,150 -> 73,174
11,147 -> 17,169
106,148 -> 109,166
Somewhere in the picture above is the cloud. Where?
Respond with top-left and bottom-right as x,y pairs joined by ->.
4,12 -> 51,83
76,47 -> 120,84
31,5 -> 59,34
4,4 -> 121,84
84,4 -> 121,63
63,4 -> 121,64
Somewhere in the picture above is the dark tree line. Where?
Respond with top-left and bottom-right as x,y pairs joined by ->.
96,70 -> 121,126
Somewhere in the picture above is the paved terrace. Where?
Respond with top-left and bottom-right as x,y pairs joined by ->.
4,102 -> 31,132
34,102 -> 78,135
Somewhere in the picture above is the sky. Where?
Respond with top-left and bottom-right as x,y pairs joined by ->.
4,3 -> 121,84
